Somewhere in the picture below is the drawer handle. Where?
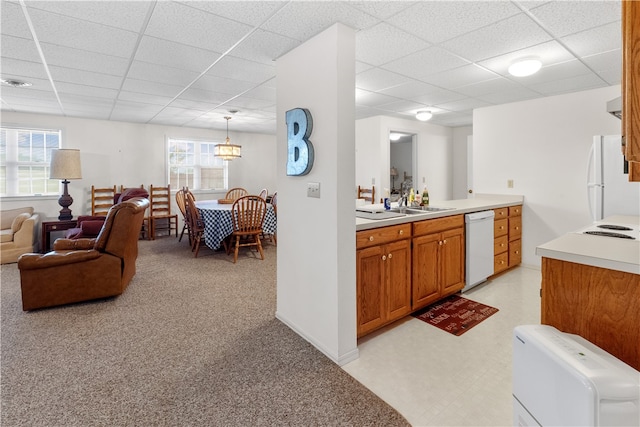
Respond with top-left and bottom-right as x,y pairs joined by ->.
399,229 -> 404,235
369,236 -> 374,242
382,255 -> 387,261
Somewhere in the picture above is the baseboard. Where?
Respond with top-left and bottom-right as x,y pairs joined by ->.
275,311 -> 359,366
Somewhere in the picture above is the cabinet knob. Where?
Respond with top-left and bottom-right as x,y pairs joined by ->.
438,240 -> 443,245
369,236 -> 374,241
515,226 -> 519,230
388,253 -> 393,259
443,239 -> 447,244
500,226 -> 505,230
398,229 -> 404,235
515,250 -> 519,254
382,255 -> 387,261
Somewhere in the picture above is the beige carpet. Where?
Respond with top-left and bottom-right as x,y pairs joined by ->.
1,238 -> 409,426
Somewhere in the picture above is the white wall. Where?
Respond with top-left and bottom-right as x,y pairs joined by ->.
473,85 -> 626,268
0,111 -> 277,217
276,24 -> 358,365
355,116 -> 455,201
452,126 -> 473,199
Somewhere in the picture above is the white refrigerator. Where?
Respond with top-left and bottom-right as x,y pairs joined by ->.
587,135 -> 640,221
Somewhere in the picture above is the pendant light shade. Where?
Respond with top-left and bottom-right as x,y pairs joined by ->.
214,116 -> 242,160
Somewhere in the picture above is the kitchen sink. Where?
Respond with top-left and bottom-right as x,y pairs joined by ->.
415,206 -> 455,212
390,206 -> 455,215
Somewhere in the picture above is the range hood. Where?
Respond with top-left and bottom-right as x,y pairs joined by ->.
607,96 -> 622,119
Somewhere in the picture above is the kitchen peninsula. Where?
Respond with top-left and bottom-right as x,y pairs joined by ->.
355,194 -> 524,337
536,215 -> 640,370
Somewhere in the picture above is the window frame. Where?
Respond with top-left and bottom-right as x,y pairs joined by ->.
166,136 -> 228,192
0,126 -> 62,197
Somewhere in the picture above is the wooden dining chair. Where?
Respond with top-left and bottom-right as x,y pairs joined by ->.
184,191 -> 205,257
91,185 -> 117,216
357,185 -> 375,204
226,195 -> 267,263
175,187 -> 193,244
258,188 -> 268,200
149,184 -> 178,239
225,187 -> 248,201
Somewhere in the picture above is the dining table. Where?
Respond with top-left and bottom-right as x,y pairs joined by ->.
195,199 -> 277,251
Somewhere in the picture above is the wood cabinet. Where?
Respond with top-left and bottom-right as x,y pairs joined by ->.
412,215 -> 465,310
622,0 -> 640,180
492,205 -> 522,275
541,257 -> 640,370
356,224 -> 412,337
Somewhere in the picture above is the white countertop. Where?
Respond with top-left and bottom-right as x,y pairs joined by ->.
355,194 -> 524,231
536,215 -> 640,275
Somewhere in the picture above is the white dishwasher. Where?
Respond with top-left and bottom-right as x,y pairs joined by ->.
463,210 -> 494,292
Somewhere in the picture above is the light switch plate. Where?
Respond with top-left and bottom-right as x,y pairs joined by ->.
307,182 -> 320,198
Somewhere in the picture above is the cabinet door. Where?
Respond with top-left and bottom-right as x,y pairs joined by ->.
356,245 -> 386,336
412,233 -> 440,309
441,227 -> 465,295
386,239 -> 412,320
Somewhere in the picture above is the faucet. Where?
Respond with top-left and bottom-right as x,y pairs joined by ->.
398,194 -> 407,208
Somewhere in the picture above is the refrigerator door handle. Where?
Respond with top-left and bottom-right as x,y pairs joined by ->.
587,142 -> 596,221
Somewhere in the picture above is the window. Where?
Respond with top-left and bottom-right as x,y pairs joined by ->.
168,138 -> 227,191
0,127 -> 61,196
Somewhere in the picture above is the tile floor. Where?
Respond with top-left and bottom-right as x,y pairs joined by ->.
342,265 -> 541,427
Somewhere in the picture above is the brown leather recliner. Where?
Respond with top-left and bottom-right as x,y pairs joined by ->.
18,198 -> 150,311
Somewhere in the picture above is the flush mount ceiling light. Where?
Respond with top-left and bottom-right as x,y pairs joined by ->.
389,132 -> 403,141
415,110 -> 432,121
508,59 -> 542,77
1,78 -> 32,88
214,116 -> 242,161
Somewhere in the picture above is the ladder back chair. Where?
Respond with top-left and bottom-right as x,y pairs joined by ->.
357,185 -> 375,204
149,184 -> 178,239
91,185 -> 117,216
225,187 -> 248,201
258,188 -> 268,200
184,191 -> 205,257
226,195 -> 267,263
175,187 -> 193,244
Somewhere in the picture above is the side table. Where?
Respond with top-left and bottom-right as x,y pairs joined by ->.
41,219 -> 77,253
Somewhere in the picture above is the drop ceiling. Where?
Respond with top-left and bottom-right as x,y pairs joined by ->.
0,0 -> 621,134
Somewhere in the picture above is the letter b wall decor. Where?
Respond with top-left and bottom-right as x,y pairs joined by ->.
286,108 -> 314,176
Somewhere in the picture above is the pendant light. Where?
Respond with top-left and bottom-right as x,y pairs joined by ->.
214,116 -> 242,160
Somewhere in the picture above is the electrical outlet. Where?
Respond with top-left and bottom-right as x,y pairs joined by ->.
507,179 -> 514,188
307,182 -> 320,198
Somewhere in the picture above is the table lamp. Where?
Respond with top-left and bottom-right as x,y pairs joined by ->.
390,167 -> 398,192
50,149 -> 82,220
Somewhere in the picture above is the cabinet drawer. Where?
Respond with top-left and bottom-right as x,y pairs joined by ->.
509,239 -> 522,267
494,235 -> 508,255
494,252 -> 508,273
494,208 -> 508,219
509,216 -> 522,241
413,214 -> 464,236
356,224 -> 411,249
494,218 -> 508,238
509,205 -> 522,216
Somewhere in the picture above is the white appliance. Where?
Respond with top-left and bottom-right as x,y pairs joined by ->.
587,135 -> 640,221
513,325 -> 640,426
463,210 -> 494,292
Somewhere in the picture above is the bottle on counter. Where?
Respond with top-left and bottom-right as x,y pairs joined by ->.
409,188 -> 415,204
422,186 -> 429,206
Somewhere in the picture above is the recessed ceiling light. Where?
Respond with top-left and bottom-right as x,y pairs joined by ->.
1,78 -> 32,88
415,110 -> 432,121
508,59 -> 542,77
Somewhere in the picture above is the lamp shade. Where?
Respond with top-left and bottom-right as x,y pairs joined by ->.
390,167 -> 398,177
50,149 -> 82,179
215,116 -> 242,160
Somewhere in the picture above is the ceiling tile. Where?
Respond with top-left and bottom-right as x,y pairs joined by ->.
478,41 -> 575,77
381,46 -> 470,80
379,80 -> 441,99
425,64 -> 498,89
355,89 -> 402,108
56,82 -> 119,99
435,98 -> 491,112
229,29 -> 300,64
1,35 -> 41,62
27,8 -> 139,58
0,57 -> 48,80
40,43 -> 130,76
356,68 -> 409,92
529,73 -> 607,95
454,78 -> 521,98
145,1 -> 252,52
127,61 -> 200,87
120,78 -> 185,98
529,1 -> 620,37
206,55 -> 275,84
476,87 -> 541,105
517,59 -> 597,86
1,1 -> 33,39
441,13 -> 553,62
134,36 -> 221,72
177,1 -> 288,27
409,88 -> 467,106
387,1 -> 521,44
48,65 -> 123,89
117,91 -> 175,107
190,75 -> 255,96
560,21 -> 621,57
356,22 -> 430,66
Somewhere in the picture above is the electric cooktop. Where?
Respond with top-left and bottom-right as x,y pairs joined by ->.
577,223 -> 639,240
